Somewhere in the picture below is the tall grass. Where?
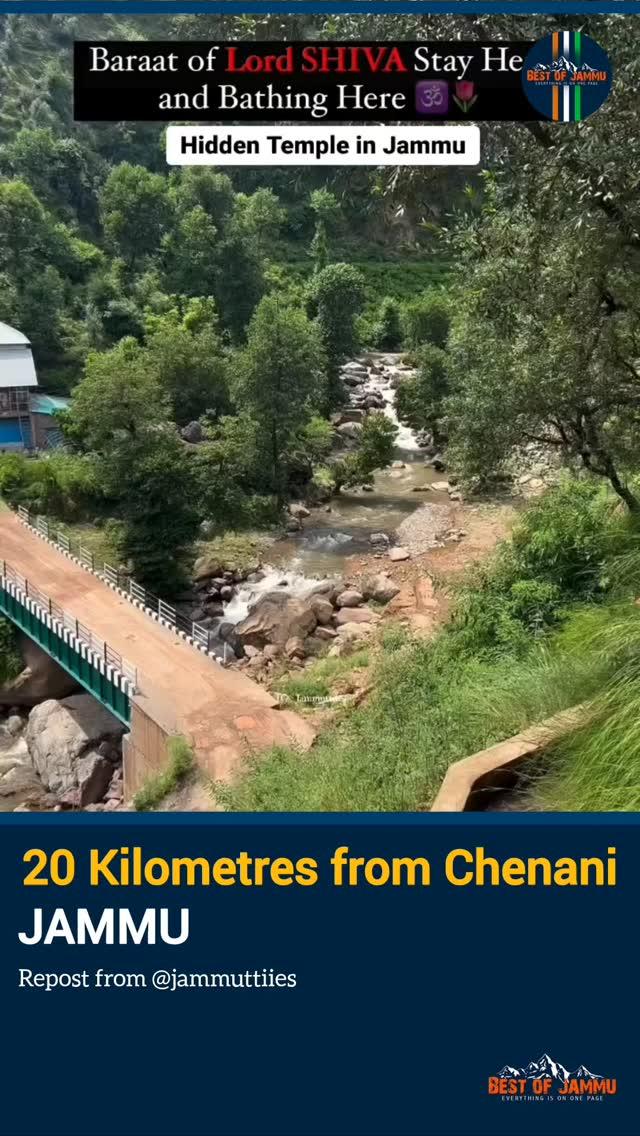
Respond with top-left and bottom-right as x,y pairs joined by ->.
527,604 -> 640,811
133,736 -> 194,811
216,629 -> 609,813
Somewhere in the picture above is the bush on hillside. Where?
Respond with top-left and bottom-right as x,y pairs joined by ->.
402,289 -> 450,350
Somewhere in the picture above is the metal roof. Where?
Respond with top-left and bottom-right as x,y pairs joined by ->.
30,394 -> 70,416
0,321 -> 31,347
0,344 -> 38,389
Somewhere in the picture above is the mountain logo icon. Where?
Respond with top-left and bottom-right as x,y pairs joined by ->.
522,30 -> 612,122
489,1054 -> 617,1100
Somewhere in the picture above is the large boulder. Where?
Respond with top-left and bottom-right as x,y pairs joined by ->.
337,422 -> 363,441
336,589 -> 364,608
26,694 -> 125,802
235,592 -> 317,649
0,635 -> 79,709
194,555 -> 224,583
310,596 -> 334,625
361,573 -> 400,604
181,420 -> 204,444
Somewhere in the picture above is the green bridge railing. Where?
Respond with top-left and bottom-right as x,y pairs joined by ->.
0,560 -> 135,725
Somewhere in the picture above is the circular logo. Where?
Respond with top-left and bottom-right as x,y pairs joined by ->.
521,31 -> 612,122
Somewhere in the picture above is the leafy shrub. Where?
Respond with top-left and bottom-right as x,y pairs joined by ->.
395,344 -> 448,434
0,451 -> 102,520
402,289 -> 450,350
371,298 -> 402,350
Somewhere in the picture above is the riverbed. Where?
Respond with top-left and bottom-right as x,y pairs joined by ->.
269,358 -> 449,577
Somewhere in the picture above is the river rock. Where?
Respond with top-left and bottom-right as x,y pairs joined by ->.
26,694 -> 125,800
369,532 -> 390,547
432,481 -> 450,493
0,635 -> 80,709
334,608 -> 376,625
361,573 -> 400,603
235,593 -> 317,649
310,596 -> 334,625
336,622 -> 373,643
194,555 -> 223,583
285,517 -> 302,533
337,422 -> 363,441
76,753 -> 113,807
181,420 -> 204,444
289,502 -> 311,520
336,589 -> 364,608
342,362 -> 368,376
431,455 -> 447,471
285,636 -> 306,661
388,547 -> 410,562
5,714 -> 24,737
314,626 -> 337,641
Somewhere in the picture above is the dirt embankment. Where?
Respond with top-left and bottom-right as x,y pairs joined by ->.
347,500 -> 516,632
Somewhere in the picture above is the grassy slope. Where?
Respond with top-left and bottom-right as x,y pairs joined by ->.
216,628 -> 610,812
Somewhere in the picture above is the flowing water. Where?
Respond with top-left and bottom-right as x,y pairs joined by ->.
268,363 -> 447,577
209,357 -> 449,642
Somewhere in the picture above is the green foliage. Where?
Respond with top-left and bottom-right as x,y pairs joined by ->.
448,479 -> 636,658
395,344 -> 449,435
101,163 -> 173,265
276,649 -> 370,702
63,337 -> 170,453
527,604 -> 640,811
371,298 -> 402,350
133,736 -> 195,811
331,412 -> 397,491
0,617 -> 23,686
234,295 -> 326,499
144,299 -> 230,425
402,289 -> 450,350
0,451 -> 101,520
216,628 -> 606,813
117,429 -> 200,594
446,179 -> 640,511
307,263 -> 365,407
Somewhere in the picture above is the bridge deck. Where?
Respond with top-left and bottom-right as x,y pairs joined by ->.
0,512 -> 314,782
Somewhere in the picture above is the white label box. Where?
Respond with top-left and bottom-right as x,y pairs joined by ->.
166,124 -> 480,167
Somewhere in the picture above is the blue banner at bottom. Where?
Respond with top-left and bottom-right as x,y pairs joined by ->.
0,814 -> 636,1136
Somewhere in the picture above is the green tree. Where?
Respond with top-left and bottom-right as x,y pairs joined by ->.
144,299 -> 230,425
309,188 -> 341,272
0,126 -> 101,227
235,296 -> 325,500
396,344 -> 449,438
63,337 -> 169,453
101,163 -> 173,266
372,298 -> 403,350
447,192 -> 640,511
331,413 -> 397,491
402,290 -> 450,350
307,263 -> 365,409
117,429 -> 200,594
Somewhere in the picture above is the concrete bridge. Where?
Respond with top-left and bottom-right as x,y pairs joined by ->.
0,511 -> 314,797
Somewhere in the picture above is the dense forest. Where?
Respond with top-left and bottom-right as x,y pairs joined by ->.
3,12 -> 640,812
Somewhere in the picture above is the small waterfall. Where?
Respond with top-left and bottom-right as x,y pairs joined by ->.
378,379 -> 422,454
221,568 -> 327,626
